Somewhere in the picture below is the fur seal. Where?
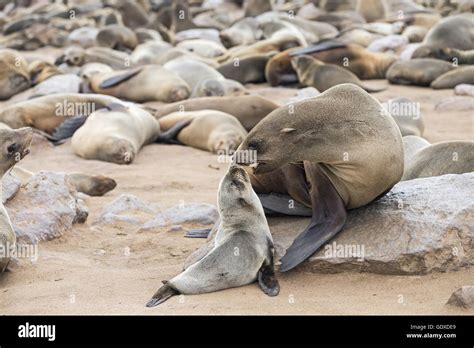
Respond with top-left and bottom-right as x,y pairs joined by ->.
176,39 -> 227,58
71,103 -> 160,165
402,141 -> 474,181
130,41 -> 173,66
383,97 -> 425,136
421,14 -> 474,51
157,110 -> 247,154
402,135 -> 431,169
265,42 -> 397,86
219,17 -> 261,48
0,49 -> 31,100
430,66 -> 474,90
386,58 -> 456,86
149,95 -> 278,131
10,166 -> 117,197
55,46 -> 130,70
234,84 -> 404,271
96,24 -> 139,51
163,58 -> 246,97
0,127 -> 32,273
217,53 -> 270,84
88,65 -> 190,103
28,60 -> 61,85
0,93 -> 120,137
146,164 -> 279,307
412,47 -> 474,65
291,55 -> 386,93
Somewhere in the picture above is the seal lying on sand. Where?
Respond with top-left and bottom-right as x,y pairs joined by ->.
386,58 -> 456,86
291,55 -> 385,93
431,66 -> 474,90
157,110 -> 248,154
149,95 -> 278,131
402,141 -> 474,181
0,127 -> 32,273
0,49 -> 31,100
235,84 -> 404,271
146,165 -> 279,307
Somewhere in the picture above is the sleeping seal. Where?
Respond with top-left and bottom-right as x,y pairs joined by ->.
235,84 -> 404,271
0,49 -> 31,100
146,164 -> 279,307
386,58 -> 456,86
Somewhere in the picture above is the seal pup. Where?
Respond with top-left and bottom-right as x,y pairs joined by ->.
235,84 -> 404,271
412,47 -> 474,65
71,103 -> 160,165
176,39 -> 227,58
402,135 -> 431,169
402,141 -> 474,181
0,49 -> 31,100
386,58 -> 456,86
431,66 -> 474,90
55,46 -> 130,70
157,110 -> 248,154
219,17 -> 261,48
217,53 -> 271,84
88,65 -> 190,103
28,60 -> 61,85
291,55 -> 386,93
149,95 -> 278,131
146,164 -> 279,307
163,58 -> 246,97
96,24 -> 138,51
0,127 -> 32,273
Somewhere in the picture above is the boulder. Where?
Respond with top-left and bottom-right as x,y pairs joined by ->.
435,96 -> 474,111
446,286 -> 474,309
2,172 -> 21,203
5,172 -> 89,244
273,173 -> 474,275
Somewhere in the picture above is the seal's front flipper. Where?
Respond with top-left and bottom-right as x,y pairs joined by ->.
146,281 -> 179,308
51,115 -> 88,143
258,193 -> 313,217
99,67 -> 143,89
185,228 -> 211,238
289,40 -> 346,57
258,252 -> 280,297
156,119 -> 192,145
279,163 -> 347,272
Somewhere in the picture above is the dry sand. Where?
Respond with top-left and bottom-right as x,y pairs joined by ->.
0,81 -> 473,315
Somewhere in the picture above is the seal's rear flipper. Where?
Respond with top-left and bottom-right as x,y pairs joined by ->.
146,282 -> 180,308
289,40 -> 346,57
258,252 -> 280,297
258,193 -> 313,217
185,228 -> 211,238
98,67 -> 143,89
156,119 -> 192,145
279,163 -> 347,272
51,115 -> 88,144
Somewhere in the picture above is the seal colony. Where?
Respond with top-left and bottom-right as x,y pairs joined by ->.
0,0 -> 472,309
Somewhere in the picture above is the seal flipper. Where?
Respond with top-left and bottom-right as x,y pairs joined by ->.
289,40 -> 346,57
185,228 -> 211,238
258,193 -> 313,217
98,67 -> 143,89
51,115 -> 88,144
146,281 -> 180,308
258,249 -> 280,297
279,163 -> 347,272
156,119 -> 193,145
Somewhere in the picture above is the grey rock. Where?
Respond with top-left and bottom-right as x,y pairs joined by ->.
94,194 -> 157,227
5,172 -> 89,244
435,96 -> 474,111
2,172 -> 21,203
143,203 -> 218,230
32,74 -> 81,97
274,173 -> 474,275
454,84 -> 474,97
446,286 -> 474,309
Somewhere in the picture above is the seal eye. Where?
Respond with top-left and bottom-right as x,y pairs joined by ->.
248,138 -> 261,151
7,143 -> 17,155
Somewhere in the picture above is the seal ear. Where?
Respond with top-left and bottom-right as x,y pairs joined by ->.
280,128 -> 296,133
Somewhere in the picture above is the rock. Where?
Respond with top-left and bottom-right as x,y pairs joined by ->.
399,43 -> 421,61
454,84 -> 474,97
5,172 -> 89,244
32,74 -> 81,97
142,203 -> 218,230
94,194 -> 158,227
2,172 -> 21,203
274,173 -> 474,275
435,96 -> 474,111
446,286 -> 474,309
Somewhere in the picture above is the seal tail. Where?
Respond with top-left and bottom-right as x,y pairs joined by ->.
146,282 -> 180,308
156,119 -> 192,145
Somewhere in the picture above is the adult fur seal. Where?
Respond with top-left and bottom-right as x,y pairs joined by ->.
402,141 -> 474,181
55,46 -> 130,70
291,55 -> 385,93
430,66 -> 474,90
146,164 -> 279,307
71,103 -> 160,165
0,127 -> 32,273
88,65 -> 190,103
235,84 -> 404,271
402,135 -> 430,169
412,47 -> 474,65
0,94 -> 121,138
96,24 -> 138,51
217,53 -> 270,84
149,95 -> 278,131
157,110 -> 247,154
0,49 -> 31,100
386,58 -> 456,86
